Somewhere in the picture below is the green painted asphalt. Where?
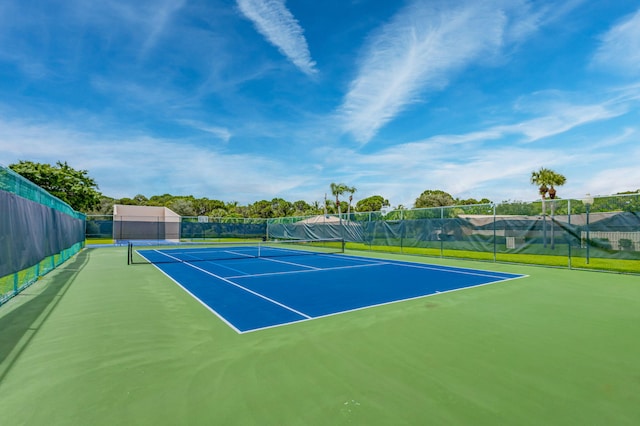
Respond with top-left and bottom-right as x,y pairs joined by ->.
1,247 -> 639,425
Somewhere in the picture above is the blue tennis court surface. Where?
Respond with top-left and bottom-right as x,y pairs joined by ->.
136,246 -> 526,333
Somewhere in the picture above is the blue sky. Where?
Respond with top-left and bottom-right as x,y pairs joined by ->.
1,0 -> 639,208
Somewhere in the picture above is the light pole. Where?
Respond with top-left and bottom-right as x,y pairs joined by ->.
584,194 -> 594,264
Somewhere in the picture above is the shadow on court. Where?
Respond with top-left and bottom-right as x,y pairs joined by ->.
0,250 -> 90,381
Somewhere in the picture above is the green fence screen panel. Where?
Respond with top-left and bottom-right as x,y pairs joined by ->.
1,166 -> 85,306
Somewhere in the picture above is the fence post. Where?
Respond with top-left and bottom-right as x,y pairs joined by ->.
567,199 -> 572,269
266,220 -> 270,241
440,207 -> 444,257
400,219 -> 405,254
493,203 -> 497,262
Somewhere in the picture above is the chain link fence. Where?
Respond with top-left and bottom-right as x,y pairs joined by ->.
267,194 -> 640,274
83,193 -> 639,274
1,166 -> 85,306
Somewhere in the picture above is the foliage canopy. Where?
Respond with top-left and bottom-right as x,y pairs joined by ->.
9,160 -> 102,212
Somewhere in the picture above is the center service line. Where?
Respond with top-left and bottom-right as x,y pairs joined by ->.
181,261 -> 313,319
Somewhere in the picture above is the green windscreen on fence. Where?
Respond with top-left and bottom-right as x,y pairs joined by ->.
87,216 -> 268,242
0,166 -> 85,305
83,194 -> 639,274
266,196 -> 640,273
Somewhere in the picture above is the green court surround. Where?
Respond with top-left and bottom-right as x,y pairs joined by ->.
1,247 -> 639,425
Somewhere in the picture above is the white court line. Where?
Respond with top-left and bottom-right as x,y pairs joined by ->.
384,261 -> 518,280
136,251 -> 244,333
227,254 -> 519,281
328,253 -> 523,280
259,256 -> 322,270
145,247 -> 256,261
182,249 -> 255,261
194,253 -> 321,276
179,261 -> 313,319
145,248 -> 257,276
139,249 -> 527,334
226,261 -> 390,280
146,247 -> 521,284
200,260 -> 249,276
238,274 -> 528,334
140,249 -> 312,318
223,249 -> 257,259
260,257 -> 322,271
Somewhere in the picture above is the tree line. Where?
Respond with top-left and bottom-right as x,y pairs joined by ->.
7,161 -> 639,217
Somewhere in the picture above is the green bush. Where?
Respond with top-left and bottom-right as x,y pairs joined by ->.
619,239 -> 634,251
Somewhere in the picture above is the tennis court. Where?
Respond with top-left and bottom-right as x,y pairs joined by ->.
130,240 -> 525,332
3,165 -> 640,425
1,246 -> 639,425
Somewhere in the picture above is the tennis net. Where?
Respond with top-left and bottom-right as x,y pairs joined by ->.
127,238 -> 345,264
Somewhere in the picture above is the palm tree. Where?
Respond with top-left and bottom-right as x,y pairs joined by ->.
346,186 -> 357,219
547,173 -> 566,200
530,168 -> 567,248
330,183 -> 356,219
531,168 -> 550,200
330,183 -> 346,217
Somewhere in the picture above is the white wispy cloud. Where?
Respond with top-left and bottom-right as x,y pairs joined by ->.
505,0 -> 584,43
0,0 -> 188,81
311,142 -> 555,206
0,1 -> 57,79
81,0 -> 186,55
178,120 -> 232,143
380,99 -> 624,149
314,136 -> 615,207
0,116 -> 307,201
338,1 -> 509,144
139,0 -> 187,56
592,8 -> 640,75
236,0 -> 317,75
318,89 -> 640,206
337,0 -> 585,145
410,90 -> 631,147
503,103 -> 623,142
586,164 -> 640,196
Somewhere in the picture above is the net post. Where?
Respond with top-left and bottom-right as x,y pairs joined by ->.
127,242 -> 131,265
